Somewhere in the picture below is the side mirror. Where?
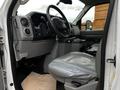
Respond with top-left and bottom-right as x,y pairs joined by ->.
57,0 -> 72,5
86,20 -> 93,31
20,0 -> 29,5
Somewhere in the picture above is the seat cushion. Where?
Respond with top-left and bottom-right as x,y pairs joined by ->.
49,52 -> 96,82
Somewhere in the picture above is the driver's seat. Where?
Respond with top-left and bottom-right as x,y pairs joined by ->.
48,44 -> 101,87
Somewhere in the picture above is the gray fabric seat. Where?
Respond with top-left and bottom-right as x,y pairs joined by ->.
49,52 -> 97,84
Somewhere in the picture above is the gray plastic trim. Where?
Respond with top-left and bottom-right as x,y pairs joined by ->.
65,81 -> 98,90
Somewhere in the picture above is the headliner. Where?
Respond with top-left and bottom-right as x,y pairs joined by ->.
80,0 -> 110,5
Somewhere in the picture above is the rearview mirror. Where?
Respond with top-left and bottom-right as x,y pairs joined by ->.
57,0 -> 72,5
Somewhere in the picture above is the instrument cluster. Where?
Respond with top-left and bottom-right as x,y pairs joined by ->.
15,12 -> 56,41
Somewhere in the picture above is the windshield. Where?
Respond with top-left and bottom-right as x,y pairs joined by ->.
18,0 -> 85,23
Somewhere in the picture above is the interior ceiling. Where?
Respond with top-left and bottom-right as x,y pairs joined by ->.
80,0 -> 110,5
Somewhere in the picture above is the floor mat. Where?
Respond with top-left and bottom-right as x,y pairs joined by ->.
21,72 -> 56,90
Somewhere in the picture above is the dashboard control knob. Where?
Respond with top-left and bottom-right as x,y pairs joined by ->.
25,29 -> 31,34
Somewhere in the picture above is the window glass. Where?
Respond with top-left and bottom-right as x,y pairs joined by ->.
82,7 -> 95,24
18,0 -> 85,23
81,4 -> 109,31
81,7 -> 95,31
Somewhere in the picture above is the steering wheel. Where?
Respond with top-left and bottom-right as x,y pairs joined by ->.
46,5 -> 71,38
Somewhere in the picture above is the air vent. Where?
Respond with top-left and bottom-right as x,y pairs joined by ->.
20,18 -> 29,27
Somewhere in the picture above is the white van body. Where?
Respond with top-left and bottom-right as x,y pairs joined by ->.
0,0 -> 119,90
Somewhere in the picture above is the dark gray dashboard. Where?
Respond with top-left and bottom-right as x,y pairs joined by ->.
14,12 -> 55,41
13,12 -> 56,61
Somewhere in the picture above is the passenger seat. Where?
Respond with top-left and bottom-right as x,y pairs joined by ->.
48,43 -> 101,90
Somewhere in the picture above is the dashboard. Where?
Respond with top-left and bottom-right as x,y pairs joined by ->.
13,12 -> 81,61
13,12 -> 103,62
13,12 -> 56,61
14,12 -> 55,41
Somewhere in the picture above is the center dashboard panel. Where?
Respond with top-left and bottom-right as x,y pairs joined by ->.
13,12 -> 55,61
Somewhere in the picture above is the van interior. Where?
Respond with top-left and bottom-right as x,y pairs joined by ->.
11,0 -> 110,90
